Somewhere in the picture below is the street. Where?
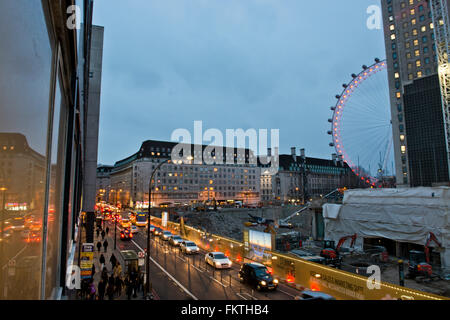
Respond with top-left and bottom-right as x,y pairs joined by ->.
107,218 -> 301,301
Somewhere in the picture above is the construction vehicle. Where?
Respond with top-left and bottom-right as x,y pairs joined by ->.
407,232 -> 442,281
320,233 -> 357,267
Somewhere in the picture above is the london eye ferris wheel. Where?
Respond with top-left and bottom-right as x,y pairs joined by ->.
327,58 -> 395,187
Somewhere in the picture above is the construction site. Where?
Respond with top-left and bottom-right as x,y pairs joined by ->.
174,187 -> 450,298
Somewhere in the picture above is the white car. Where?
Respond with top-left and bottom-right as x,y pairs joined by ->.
130,225 -> 138,234
205,252 -> 232,269
180,241 -> 199,254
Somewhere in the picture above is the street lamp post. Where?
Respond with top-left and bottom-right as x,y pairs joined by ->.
145,158 -> 171,299
114,214 -> 117,250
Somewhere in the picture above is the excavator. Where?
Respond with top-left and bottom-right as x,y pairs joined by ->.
407,232 -> 442,280
320,233 -> 357,267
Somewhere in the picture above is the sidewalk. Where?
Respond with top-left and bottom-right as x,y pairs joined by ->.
73,221 -> 159,300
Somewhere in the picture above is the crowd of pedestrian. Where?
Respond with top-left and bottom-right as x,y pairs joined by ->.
78,223 -> 145,300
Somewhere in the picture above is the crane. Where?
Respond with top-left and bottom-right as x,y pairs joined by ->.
430,0 -> 450,179
278,188 -> 344,228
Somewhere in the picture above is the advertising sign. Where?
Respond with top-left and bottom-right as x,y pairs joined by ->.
161,211 -> 168,228
80,243 -> 94,279
244,229 -> 273,263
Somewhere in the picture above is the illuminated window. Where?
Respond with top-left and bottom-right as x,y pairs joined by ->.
400,135 -> 405,141
411,19 -> 416,25
416,59 -> 421,67
391,34 -> 396,40
412,29 -> 418,36
396,92 -> 401,99
430,22 -> 434,29
401,146 -> 406,154
405,42 -> 410,48
390,24 -> 395,31
410,9 -> 415,15
421,25 -> 426,32
415,50 -> 420,57
417,71 -> 422,77
414,39 -> 419,46
394,72 -> 400,79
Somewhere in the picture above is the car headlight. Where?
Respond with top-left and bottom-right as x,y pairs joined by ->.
273,279 -> 279,284
260,280 -> 267,286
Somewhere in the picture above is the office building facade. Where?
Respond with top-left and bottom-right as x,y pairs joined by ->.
381,0 -> 450,186
109,140 -> 261,208
259,148 -> 362,204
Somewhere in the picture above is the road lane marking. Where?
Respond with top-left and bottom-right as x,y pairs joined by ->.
278,288 -> 297,298
210,276 -> 228,288
131,239 -> 198,300
176,255 -> 186,262
191,265 -> 204,273
236,293 -> 248,300
241,292 -> 257,300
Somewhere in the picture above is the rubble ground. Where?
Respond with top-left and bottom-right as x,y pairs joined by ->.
182,207 -> 450,298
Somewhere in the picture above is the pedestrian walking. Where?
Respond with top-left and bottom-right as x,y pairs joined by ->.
109,253 -> 117,269
106,226 -> 110,236
106,282 -> 115,300
101,267 -> 108,283
103,239 -> 109,252
101,230 -> 106,240
114,262 -> 122,278
96,241 -> 102,252
99,253 -> 106,270
80,279 -> 89,300
91,263 -> 96,277
125,277 -> 133,300
88,279 -> 96,300
98,279 -> 106,300
115,275 -> 123,297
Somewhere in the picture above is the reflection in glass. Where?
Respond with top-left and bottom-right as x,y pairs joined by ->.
0,0 -> 53,299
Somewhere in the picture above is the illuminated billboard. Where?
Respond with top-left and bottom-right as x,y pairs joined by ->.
244,229 -> 273,263
162,211 -> 168,228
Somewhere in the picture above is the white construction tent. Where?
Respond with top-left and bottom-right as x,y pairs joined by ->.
322,187 -> 450,272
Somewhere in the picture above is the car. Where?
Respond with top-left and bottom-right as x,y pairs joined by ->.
120,228 -> 133,240
121,218 -> 131,228
238,263 -> 279,291
130,225 -> 138,234
153,227 -> 162,236
25,231 -> 41,244
169,235 -> 183,246
205,252 -> 232,269
297,290 -> 336,300
180,241 -> 199,254
161,231 -> 173,241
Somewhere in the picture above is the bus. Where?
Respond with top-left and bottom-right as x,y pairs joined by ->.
135,212 -> 148,227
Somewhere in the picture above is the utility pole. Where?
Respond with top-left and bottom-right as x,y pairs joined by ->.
145,158 -> 171,299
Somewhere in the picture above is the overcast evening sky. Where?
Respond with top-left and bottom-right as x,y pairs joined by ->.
93,0 -> 385,165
